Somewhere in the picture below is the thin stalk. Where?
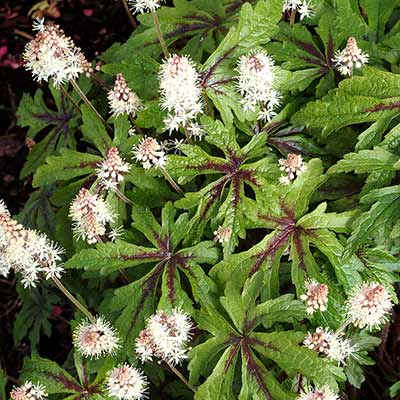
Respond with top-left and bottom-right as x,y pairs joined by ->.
335,319 -> 350,335
160,166 -> 184,195
52,276 -> 95,323
121,0 -> 137,29
70,80 -> 111,132
119,268 -> 130,283
165,360 -> 197,392
183,125 -> 193,145
60,85 -> 81,114
289,10 -> 296,26
114,187 -> 134,205
152,11 -> 169,58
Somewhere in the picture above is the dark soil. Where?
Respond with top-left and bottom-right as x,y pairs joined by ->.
0,1 -> 399,399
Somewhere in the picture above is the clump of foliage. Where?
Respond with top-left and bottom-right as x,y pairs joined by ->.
3,0 -> 400,399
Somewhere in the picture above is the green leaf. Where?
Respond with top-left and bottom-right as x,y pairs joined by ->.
21,355 -> 83,395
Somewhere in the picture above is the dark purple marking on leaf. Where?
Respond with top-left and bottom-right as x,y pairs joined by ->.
224,340 -> 241,373
291,38 -> 325,61
202,45 -> 238,87
247,336 -> 278,352
166,260 -> 177,304
298,56 -> 326,68
327,35 -> 335,67
201,175 -> 231,219
292,229 -> 306,270
225,0 -> 256,14
243,315 -> 257,335
126,262 -> 165,340
267,137 -> 320,157
118,250 -> 166,261
364,101 -> 400,113
44,373 -> 83,392
242,342 -> 273,400
206,78 -> 235,92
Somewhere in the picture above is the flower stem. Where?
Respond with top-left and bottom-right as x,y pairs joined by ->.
121,0 -> 137,29
165,360 -> 197,392
160,167 -> 184,195
52,276 -> 96,323
335,319 -> 351,335
59,85 -> 81,114
152,11 -> 169,58
115,187 -> 134,205
70,80 -> 111,132
289,10 -> 296,26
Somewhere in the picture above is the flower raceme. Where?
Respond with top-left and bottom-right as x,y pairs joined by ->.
23,20 -> 88,86
300,280 -> 329,314
304,327 -> 356,365
346,282 -> 393,330
133,136 -> 166,169
10,381 -> 48,400
130,0 -> 163,14
332,37 -> 369,76
297,386 -> 339,400
69,188 -> 116,244
106,364 -> 148,400
159,54 -> 203,134
0,200 -> 64,288
278,153 -> 307,184
96,147 -> 131,190
73,316 -> 120,358
236,50 -> 281,121
283,0 -> 314,20
108,74 -> 142,117
135,308 -> 193,365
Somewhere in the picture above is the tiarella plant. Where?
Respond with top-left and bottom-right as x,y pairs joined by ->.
5,0 -> 400,399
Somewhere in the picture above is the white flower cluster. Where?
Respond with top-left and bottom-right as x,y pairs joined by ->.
297,385 -> 339,400
300,280 -> 329,314
106,364 -> 148,400
283,0 -> 314,21
213,226 -> 232,244
278,153 -> 307,184
96,147 -> 131,190
133,136 -> 166,169
159,54 -> 203,136
73,316 -> 120,358
346,282 -> 392,330
23,20 -> 87,86
136,308 -> 193,365
304,327 -> 356,365
332,37 -> 369,76
0,200 -> 64,288
236,50 -> 281,122
69,188 -> 116,244
10,381 -> 48,400
108,74 -> 142,117
130,0 -> 163,14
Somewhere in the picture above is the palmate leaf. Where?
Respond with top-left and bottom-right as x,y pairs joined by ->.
101,0 -> 243,63
66,203 -> 219,353
167,118 -> 279,255
17,84 -> 80,178
291,67 -> 400,140
20,354 -> 112,399
189,272 -> 344,400
211,159 -> 363,294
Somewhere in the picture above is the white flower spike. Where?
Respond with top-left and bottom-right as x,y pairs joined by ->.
136,308 -> 193,365
10,381 -> 48,400
278,153 -> 307,184
133,136 -> 166,169
106,364 -> 148,400
300,280 -> 329,314
108,74 -> 142,117
159,54 -> 203,134
346,282 -> 392,330
332,37 -> 369,76
23,20 -> 88,86
297,385 -> 339,400
130,0 -> 163,14
73,316 -> 120,358
236,51 -> 280,122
